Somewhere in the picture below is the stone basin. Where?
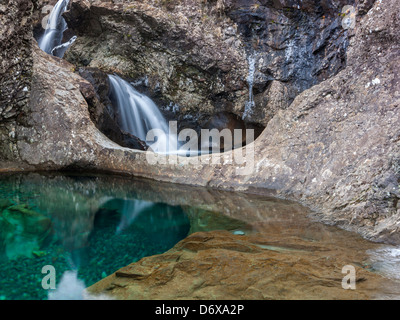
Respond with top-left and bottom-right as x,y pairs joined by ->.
82,175 -> 400,300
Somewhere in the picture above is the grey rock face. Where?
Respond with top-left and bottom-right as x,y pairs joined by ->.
61,0 -> 358,130
0,0 -> 36,162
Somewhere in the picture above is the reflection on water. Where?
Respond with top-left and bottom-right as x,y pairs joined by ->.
116,200 -> 153,234
0,173 -> 190,300
0,172 -> 400,300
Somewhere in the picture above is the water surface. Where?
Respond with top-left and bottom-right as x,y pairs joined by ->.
0,172 -> 399,300
0,173 -> 190,299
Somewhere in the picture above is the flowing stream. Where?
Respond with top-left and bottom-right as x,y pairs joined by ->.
38,0 -> 76,58
108,74 -> 179,153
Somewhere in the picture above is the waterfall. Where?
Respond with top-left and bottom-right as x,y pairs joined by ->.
38,0 -> 75,58
242,54 -> 256,120
108,75 -> 178,153
51,35 -> 77,57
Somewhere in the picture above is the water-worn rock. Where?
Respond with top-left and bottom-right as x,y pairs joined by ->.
253,80 -> 290,126
62,0 -> 248,127
78,67 -> 148,150
2,0 -> 400,302
202,111 -> 247,150
88,230 -> 398,300
0,0 -> 35,162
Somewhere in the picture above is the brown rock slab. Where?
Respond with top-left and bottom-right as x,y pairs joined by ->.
88,231 -> 398,300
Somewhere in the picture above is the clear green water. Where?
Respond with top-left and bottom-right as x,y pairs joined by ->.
0,173 -> 190,300
2,172 -> 400,300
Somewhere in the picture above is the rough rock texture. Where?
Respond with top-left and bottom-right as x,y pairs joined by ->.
4,39 -> 143,171
62,0 -> 358,129
0,0 -> 399,301
253,80 -> 290,126
0,0 -> 36,162
88,230 -> 398,300
83,0 -> 400,244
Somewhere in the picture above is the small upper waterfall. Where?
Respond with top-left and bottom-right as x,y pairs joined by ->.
38,0 -> 75,58
108,75 -> 178,153
242,54 -> 256,120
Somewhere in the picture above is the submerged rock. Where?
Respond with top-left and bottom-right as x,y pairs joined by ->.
0,204 -> 52,260
0,199 -> 14,211
183,206 -> 252,234
88,230 -> 398,300
5,204 -> 52,234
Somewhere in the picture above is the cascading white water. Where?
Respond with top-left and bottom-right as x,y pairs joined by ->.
242,54 -> 256,120
108,74 -> 179,153
38,0 -> 75,58
51,35 -> 77,57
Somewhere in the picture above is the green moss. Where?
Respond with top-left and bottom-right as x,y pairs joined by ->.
0,199 -> 14,211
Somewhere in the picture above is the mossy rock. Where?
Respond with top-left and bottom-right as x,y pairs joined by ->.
0,216 -> 16,256
2,204 -> 52,237
0,199 -> 14,211
7,204 -> 40,216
